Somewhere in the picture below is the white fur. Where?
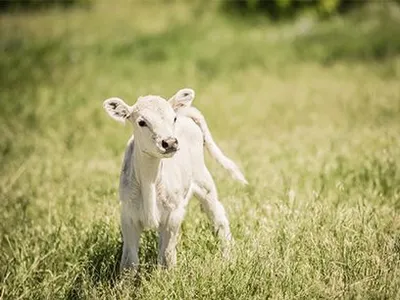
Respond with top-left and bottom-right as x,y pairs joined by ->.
103,92 -> 236,271
169,89 -> 248,185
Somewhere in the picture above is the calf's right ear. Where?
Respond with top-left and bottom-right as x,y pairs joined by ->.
103,97 -> 132,124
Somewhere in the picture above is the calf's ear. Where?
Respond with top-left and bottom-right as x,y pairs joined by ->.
103,97 -> 131,124
168,88 -> 195,110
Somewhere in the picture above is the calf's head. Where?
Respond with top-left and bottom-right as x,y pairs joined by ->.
103,95 -> 179,158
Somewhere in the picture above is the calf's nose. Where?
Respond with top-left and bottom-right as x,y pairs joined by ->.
161,137 -> 178,150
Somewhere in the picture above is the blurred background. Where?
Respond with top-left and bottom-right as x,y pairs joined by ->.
1,0 -> 400,299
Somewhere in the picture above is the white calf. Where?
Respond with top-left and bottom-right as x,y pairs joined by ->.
103,91 -> 244,270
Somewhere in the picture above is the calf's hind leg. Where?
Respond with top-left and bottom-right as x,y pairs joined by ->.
193,168 -> 233,255
158,206 -> 186,268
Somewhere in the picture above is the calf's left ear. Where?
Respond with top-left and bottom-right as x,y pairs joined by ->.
103,97 -> 132,124
168,88 -> 195,110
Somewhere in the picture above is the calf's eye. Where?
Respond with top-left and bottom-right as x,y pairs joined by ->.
174,117 -> 177,123
138,120 -> 147,127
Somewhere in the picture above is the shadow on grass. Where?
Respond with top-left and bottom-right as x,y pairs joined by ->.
65,222 -> 160,299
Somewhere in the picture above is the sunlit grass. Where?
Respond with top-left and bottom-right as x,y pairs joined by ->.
1,1 -> 400,299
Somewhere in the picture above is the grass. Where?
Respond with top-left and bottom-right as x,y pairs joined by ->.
1,1 -> 400,299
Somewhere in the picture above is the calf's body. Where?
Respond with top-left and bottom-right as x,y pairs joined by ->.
105,96 -> 232,270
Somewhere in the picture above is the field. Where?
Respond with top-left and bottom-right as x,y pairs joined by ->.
1,1 -> 400,299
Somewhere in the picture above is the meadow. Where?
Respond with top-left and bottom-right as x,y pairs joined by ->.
1,1 -> 400,299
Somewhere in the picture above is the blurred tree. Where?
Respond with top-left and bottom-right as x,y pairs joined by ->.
221,0 -> 370,19
0,0 -> 91,12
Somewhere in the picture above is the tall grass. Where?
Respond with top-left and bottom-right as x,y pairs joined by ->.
1,1 -> 400,299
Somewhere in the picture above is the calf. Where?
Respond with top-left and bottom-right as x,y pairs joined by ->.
103,90 -> 246,270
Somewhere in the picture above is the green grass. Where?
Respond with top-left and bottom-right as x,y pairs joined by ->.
1,1 -> 400,299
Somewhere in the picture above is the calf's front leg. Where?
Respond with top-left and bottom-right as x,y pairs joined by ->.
120,203 -> 143,272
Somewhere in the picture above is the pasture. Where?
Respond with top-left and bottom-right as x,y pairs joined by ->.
1,1 -> 400,299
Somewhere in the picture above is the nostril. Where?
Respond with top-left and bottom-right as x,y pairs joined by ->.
161,140 -> 169,149
173,139 -> 179,147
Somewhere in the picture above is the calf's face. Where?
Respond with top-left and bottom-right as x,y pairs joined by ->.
103,95 -> 179,158
131,95 -> 179,158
